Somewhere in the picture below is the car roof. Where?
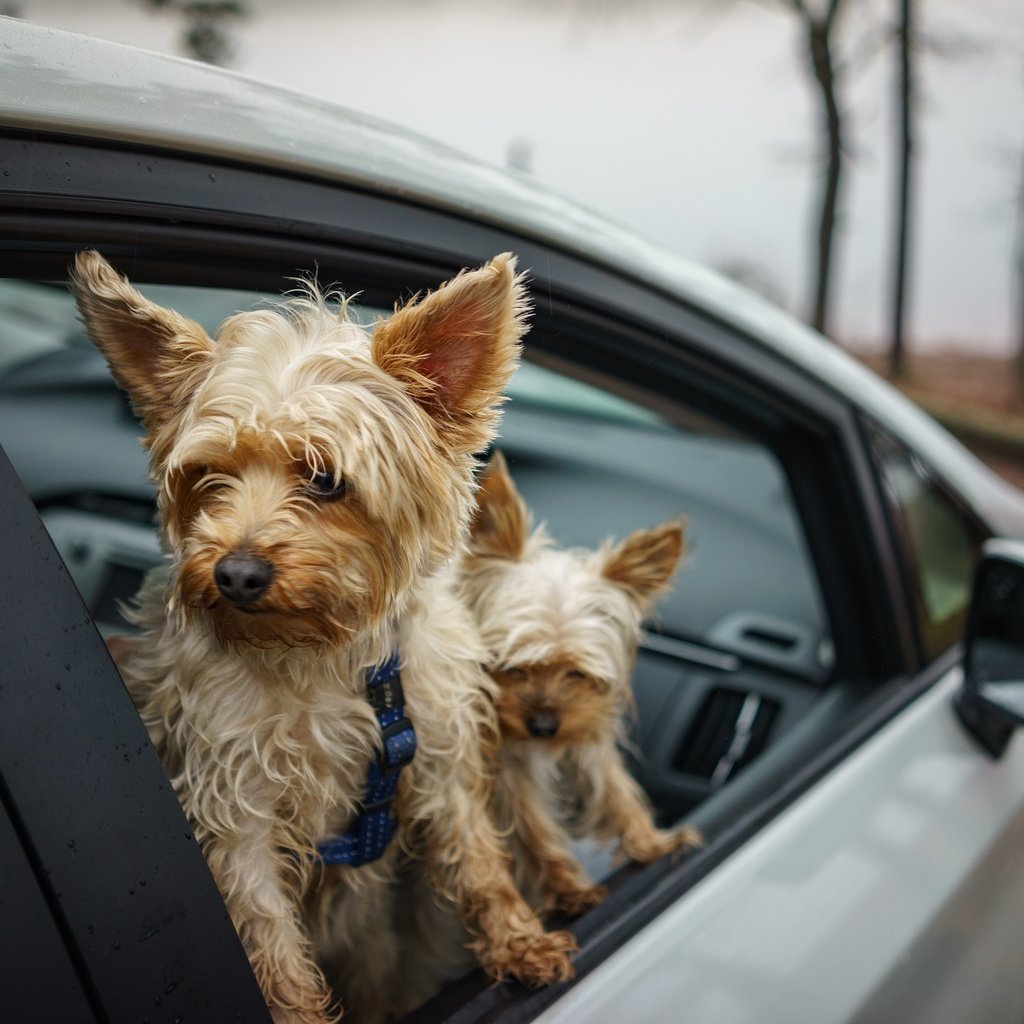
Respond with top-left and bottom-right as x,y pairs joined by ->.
3,17 -> 1023,532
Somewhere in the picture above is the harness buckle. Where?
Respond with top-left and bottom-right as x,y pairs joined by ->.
378,718 -> 417,774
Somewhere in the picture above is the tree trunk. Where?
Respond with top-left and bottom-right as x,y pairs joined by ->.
782,0 -> 845,339
806,14 -> 843,337
890,0 -> 914,379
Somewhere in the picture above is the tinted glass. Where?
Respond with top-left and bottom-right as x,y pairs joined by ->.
867,420 -> 987,660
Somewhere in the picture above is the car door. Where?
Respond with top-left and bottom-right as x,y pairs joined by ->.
401,312 -> 1024,1024
4,125 -> 1024,1024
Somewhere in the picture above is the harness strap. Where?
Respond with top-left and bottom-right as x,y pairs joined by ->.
315,652 -> 416,866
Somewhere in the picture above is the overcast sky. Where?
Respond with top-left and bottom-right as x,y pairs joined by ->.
15,0 -> 1024,353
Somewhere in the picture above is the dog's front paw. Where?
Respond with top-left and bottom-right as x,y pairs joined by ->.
551,880 -> 607,916
671,823 -> 705,854
480,927 -> 577,988
623,822 -> 704,864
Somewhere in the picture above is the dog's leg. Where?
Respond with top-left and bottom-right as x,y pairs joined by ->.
500,771 -> 606,916
411,742 -> 578,986
401,588 -> 576,988
203,826 -> 337,1024
404,729 -> 577,984
578,745 -> 703,863
434,808 -> 578,987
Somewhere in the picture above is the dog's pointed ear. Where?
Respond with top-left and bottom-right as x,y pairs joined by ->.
370,253 -> 527,453
71,250 -> 214,435
470,450 -> 530,560
602,518 -> 686,608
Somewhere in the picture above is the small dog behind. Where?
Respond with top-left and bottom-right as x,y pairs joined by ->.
73,254 -> 574,1024
462,451 -> 702,915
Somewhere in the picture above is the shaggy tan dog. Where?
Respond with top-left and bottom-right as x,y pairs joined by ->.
462,451 -> 703,915
73,253 -> 575,1024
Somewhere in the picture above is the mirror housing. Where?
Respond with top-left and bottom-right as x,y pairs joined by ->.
954,539 -> 1024,758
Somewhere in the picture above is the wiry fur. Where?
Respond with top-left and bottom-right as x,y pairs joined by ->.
72,252 -> 575,1024
461,451 -> 703,916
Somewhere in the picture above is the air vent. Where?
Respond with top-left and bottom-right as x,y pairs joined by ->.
674,687 -> 780,786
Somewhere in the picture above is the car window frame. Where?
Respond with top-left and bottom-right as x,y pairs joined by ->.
2,130 -> 918,673
0,128 -> 946,1022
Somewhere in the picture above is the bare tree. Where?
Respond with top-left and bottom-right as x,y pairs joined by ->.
887,10 -> 997,378
888,0 -> 913,378
777,0 -> 846,338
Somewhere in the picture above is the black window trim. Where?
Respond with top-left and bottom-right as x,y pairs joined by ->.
0,447 -> 272,1024
0,132 -> 916,680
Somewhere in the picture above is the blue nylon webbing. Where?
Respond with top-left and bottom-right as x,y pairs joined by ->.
314,652 -> 416,866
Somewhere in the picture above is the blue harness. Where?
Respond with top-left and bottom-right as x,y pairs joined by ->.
314,652 -> 417,866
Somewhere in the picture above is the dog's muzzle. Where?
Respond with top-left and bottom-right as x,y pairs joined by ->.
214,551 -> 274,605
526,710 -> 560,739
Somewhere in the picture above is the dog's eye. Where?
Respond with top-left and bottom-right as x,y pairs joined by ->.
566,668 -> 587,681
306,470 -> 348,501
503,666 -> 529,683
192,466 -> 228,493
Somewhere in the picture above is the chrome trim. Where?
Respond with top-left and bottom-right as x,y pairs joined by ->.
711,692 -> 763,788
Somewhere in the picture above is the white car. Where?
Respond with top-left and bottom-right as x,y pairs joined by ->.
3,18 -> 1024,1024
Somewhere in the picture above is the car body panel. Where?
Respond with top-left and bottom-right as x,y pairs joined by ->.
535,666 -> 1024,1024
2,18 -> 1024,537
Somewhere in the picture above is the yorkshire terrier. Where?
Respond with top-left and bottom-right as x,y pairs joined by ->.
461,451 -> 703,916
72,253 -> 575,1024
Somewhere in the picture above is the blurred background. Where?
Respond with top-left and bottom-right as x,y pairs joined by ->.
6,0 -> 1024,476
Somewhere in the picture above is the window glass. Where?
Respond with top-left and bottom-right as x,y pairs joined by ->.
867,420 -> 987,660
496,359 -> 829,676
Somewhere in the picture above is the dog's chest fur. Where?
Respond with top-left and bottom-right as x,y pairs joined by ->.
125,565 -> 492,854
126,568 -> 398,845
230,670 -> 384,837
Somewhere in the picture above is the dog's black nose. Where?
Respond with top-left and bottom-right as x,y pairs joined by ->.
526,710 -> 560,739
214,552 -> 273,604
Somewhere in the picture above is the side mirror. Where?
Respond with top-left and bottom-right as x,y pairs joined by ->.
954,539 -> 1024,758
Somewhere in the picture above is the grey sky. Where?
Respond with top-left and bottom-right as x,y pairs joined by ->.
15,0 -> 1024,352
